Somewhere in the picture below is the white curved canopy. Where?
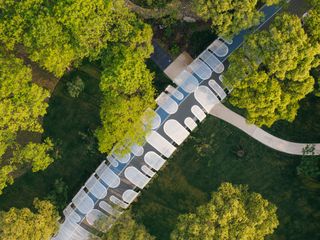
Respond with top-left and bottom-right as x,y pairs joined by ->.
141,165 -> 156,177
85,176 -> 107,200
110,195 -> 129,209
124,166 -> 151,189
166,85 -> 184,100
72,189 -> 94,214
131,144 -> 144,156
112,153 -> 131,164
97,167 -> 120,188
144,151 -> 166,171
164,119 -> 190,145
188,59 -> 212,80
99,201 -> 121,217
184,117 -> 197,131
194,86 -> 219,112
191,105 -> 206,122
199,50 -> 224,74
107,156 -> 119,167
146,131 -> 176,158
122,189 -> 140,204
208,80 -> 227,100
86,209 -> 105,226
156,92 -> 179,114
208,39 -> 228,57
179,72 -> 199,93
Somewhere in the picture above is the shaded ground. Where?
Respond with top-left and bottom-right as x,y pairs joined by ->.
0,68 -> 104,210
264,94 -> 320,143
132,115 -> 320,240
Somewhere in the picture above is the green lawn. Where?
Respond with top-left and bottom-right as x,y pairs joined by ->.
0,69 -> 104,211
132,114 -> 320,240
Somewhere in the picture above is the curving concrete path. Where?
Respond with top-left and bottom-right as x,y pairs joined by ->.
209,103 -> 320,155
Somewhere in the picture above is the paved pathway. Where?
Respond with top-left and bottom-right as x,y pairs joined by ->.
210,103 -> 320,155
150,40 -> 173,70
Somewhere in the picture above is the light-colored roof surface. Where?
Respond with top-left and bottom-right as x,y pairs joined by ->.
156,92 -> 179,114
194,86 -> 220,112
141,165 -> 156,177
112,153 -> 131,164
164,51 -> 193,80
209,80 -> 227,100
144,151 -> 166,171
85,176 -> 107,200
99,201 -> 121,216
97,167 -> 120,188
72,190 -> 94,214
184,117 -> 197,131
199,50 -> 224,74
191,105 -> 206,122
124,166 -> 151,189
122,189 -> 140,204
110,195 -> 129,209
131,144 -> 144,156
188,59 -> 212,80
86,209 -> 104,226
146,131 -> 176,158
208,39 -> 228,57
166,85 -> 184,100
164,119 -> 190,145
107,156 -> 119,167
179,71 -> 199,93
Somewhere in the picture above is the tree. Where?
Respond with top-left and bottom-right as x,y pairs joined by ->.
0,199 -> 59,240
224,13 -> 320,127
23,13 -> 76,77
98,211 -> 155,240
304,9 -> 320,44
170,182 -> 279,240
96,16 -> 155,155
67,76 -> 85,98
0,0 -> 139,77
192,0 -> 279,39
11,138 -> 54,172
0,53 -> 53,194
297,145 -> 320,179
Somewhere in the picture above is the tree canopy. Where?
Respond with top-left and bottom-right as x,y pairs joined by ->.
98,211 -> 155,240
192,0 -> 279,39
0,0 -> 139,77
0,199 -> 59,240
170,182 -> 279,240
224,13 -> 320,127
96,12 -> 155,155
0,53 -> 53,194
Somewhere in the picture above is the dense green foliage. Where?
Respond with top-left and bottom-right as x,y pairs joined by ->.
97,211 -> 155,240
96,11 -> 155,155
0,68 -> 104,210
224,13 -> 320,127
67,76 -> 85,98
133,0 -> 172,8
0,0 -> 125,77
192,0 -> 279,38
171,182 -> 279,240
0,199 -> 59,240
0,53 -> 53,194
297,145 -> 320,179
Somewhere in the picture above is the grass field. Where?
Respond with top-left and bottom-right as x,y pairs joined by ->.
132,113 -> 320,240
0,68 -> 104,211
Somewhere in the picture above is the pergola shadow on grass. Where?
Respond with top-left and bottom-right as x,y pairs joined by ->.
0,68 -> 104,211
132,114 -> 320,240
